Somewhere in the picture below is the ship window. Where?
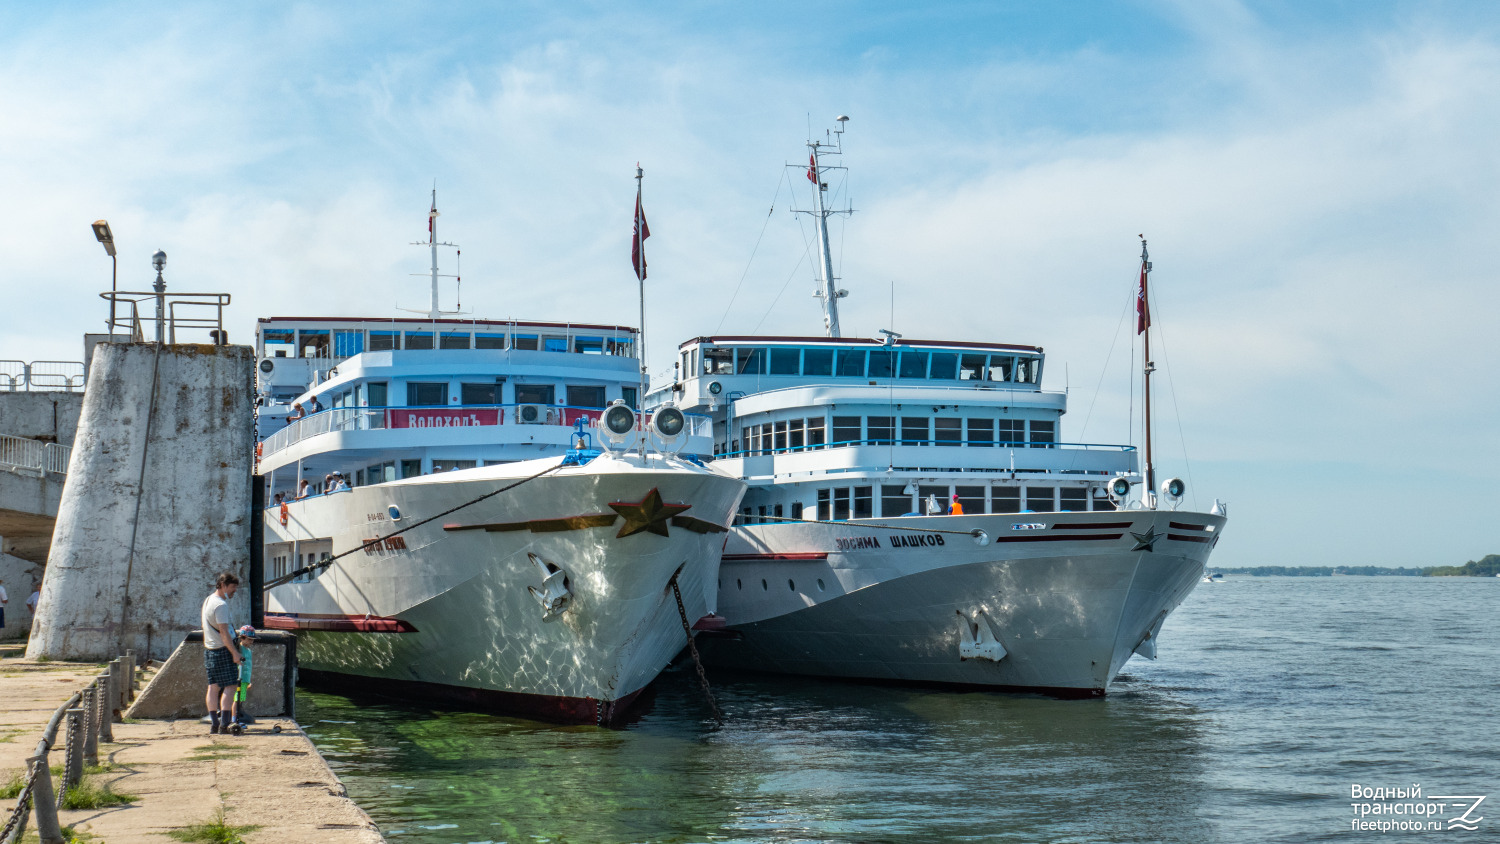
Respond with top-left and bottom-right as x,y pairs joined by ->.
737,579 -> 742,589
1060,488 -> 1089,512
736,347 -> 766,374
835,349 -> 866,377
832,416 -> 861,447
407,382 -> 448,406
993,485 -> 1021,514
762,579 -> 768,591
439,332 -> 471,350
791,502 -> 804,519
990,355 -> 1014,382
513,334 -> 539,350
461,383 -> 497,405
833,488 -> 851,520
574,336 -> 604,354
867,416 -> 894,445
1026,487 -> 1056,512
816,578 -> 825,591
334,330 -> 364,357
400,459 -> 422,479
918,485 -> 948,514
803,348 -> 834,376
622,387 -> 638,410
929,353 -> 958,380
404,332 -> 434,350
566,386 -> 606,408
935,418 -> 962,447
369,331 -> 398,351
853,486 -> 873,519
774,504 -> 784,519
967,418 -> 994,447
1030,420 -> 1056,449
867,349 -> 895,378
998,419 -> 1024,446
432,460 -> 477,473
882,485 -> 912,517
774,421 -> 787,451
262,328 -> 295,358
515,384 -> 555,405
789,579 -> 796,590
788,419 -> 805,449
298,329 -> 330,358
1012,357 -> 1028,382
1091,489 -> 1117,511
607,336 -> 635,357
742,426 -> 756,455
475,333 -> 506,349
807,418 -> 826,450
704,348 -> 734,374
956,486 -> 984,515
769,348 -> 800,375
959,353 -> 987,381
543,336 -> 568,353
901,417 -> 929,446
817,489 -> 831,521
898,351 -> 929,379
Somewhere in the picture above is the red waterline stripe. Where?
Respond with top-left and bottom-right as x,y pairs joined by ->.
262,613 -> 417,633
1168,533 -> 1212,544
721,552 -> 830,562
1169,522 -> 1210,531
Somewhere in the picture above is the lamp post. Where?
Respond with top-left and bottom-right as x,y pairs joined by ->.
151,250 -> 167,345
92,220 -> 117,332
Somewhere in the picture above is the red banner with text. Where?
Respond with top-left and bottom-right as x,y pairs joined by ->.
386,408 -> 501,429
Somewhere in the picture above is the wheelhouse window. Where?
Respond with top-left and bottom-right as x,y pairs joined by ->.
704,348 -> 734,374
460,383 -> 497,405
901,417 -> 929,446
298,329 -> 330,358
990,356 -> 1014,382
836,349 -> 866,377
543,336 -> 568,352
369,331 -> 398,351
263,328 -> 295,358
737,348 -> 766,375
513,334 -> 539,350
959,353 -> 987,381
803,348 -> 834,376
574,336 -> 604,354
929,353 -> 958,380
898,351 -> 928,379
475,333 -> 506,349
404,332 -> 434,350
769,348 -> 800,375
868,349 -> 895,378
440,332 -> 471,350
566,385 -> 607,408
515,384 -> 555,405
832,416 -> 861,446
1030,420 -> 1056,448
407,382 -> 448,406
333,330 -> 364,357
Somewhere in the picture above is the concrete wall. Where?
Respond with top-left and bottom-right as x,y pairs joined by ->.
0,391 -> 85,445
27,342 -> 254,661
0,551 -> 41,640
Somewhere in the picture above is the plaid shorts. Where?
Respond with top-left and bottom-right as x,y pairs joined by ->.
204,647 -> 238,687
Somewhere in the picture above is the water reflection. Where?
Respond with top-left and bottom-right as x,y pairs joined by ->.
301,667 -> 1213,843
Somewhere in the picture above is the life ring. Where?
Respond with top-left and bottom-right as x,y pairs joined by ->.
279,503 -> 289,526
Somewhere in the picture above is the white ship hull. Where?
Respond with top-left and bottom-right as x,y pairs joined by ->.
702,510 -> 1223,695
264,452 -> 745,724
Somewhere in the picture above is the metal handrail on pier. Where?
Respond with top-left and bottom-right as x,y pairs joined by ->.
99,291 -> 232,346
0,361 -> 86,392
0,434 -> 72,476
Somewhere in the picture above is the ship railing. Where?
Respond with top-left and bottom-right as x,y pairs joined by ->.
715,438 -> 1136,477
717,438 -> 1135,458
0,360 -> 87,392
258,404 -> 713,459
0,434 -> 72,476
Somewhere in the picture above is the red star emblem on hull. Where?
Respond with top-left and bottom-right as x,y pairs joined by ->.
609,488 -> 691,538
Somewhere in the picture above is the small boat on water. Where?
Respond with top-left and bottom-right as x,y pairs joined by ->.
253,194 -> 745,724
654,119 -> 1227,696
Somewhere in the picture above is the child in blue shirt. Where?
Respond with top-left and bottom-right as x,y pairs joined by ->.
230,626 -> 256,731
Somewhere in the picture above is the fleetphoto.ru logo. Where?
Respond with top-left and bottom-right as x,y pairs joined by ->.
1349,784 -> 1485,832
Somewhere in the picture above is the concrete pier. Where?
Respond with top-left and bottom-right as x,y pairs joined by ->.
27,342 -> 255,662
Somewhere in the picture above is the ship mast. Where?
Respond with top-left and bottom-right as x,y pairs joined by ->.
1139,237 -> 1156,508
407,188 -> 462,318
798,116 -> 853,337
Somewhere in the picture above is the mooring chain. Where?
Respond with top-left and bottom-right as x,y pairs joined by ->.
56,713 -> 79,810
668,572 -> 722,725
0,761 -> 40,843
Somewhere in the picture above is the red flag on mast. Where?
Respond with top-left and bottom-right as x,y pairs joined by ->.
806,153 -> 817,183
632,191 -> 650,281
1136,258 -> 1151,335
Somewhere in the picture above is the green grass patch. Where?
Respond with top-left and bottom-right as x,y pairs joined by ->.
0,770 -> 23,798
183,744 -> 246,762
58,774 -> 136,809
19,826 -> 98,844
167,809 -> 258,844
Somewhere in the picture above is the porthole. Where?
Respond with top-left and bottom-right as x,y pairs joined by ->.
817,578 -> 825,591
736,579 -> 742,590
788,579 -> 796,590
761,579 -> 768,591
387,505 -> 402,521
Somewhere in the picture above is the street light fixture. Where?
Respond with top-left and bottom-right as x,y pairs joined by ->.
93,220 -> 118,332
152,250 -> 167,345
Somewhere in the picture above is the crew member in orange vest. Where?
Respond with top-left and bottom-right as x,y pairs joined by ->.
948,493 -> 964,515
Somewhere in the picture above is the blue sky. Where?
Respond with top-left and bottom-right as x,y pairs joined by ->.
3,1 -> 1497,568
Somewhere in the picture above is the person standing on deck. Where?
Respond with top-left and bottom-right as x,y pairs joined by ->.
949,493 -> 965,516
201,572 -> 243,734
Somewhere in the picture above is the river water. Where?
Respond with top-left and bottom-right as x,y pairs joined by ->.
297,577 -> 1498,843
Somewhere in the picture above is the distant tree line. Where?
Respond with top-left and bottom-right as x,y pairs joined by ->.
1219,554 -> 1498,577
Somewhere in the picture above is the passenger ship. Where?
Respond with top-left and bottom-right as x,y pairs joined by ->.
254,199 -> 745,724
652,121 -> 1226,696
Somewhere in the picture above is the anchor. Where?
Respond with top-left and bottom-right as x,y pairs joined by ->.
957,609 -> 1007,662
525,552 -> 572,622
